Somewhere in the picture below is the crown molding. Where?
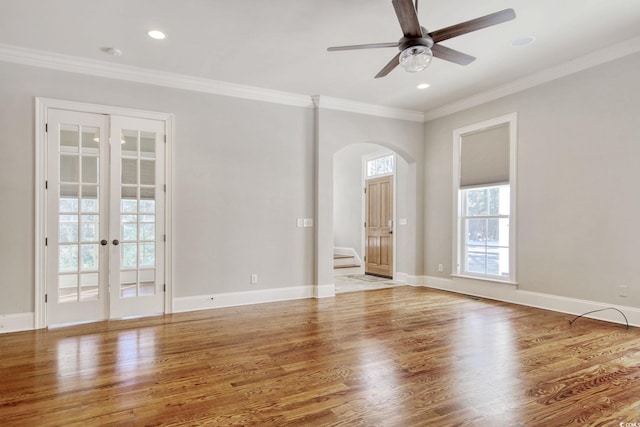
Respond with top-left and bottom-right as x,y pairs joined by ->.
312,95 -> 424,122
5,34 -> 637,124
0,43 -> 422,121
0,43 -> 314,108
423,35 -> 640,122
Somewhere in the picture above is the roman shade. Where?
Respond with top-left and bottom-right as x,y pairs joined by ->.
459,124 -> 510,188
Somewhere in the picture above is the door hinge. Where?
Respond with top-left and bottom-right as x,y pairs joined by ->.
364,255 -> 366,262
163,234 -> 166,242
45,180 -> 48,189
363,188 -> 366,194
45,123 -> 48,133
45,294 -> 48,303
364,221 -> 366,228
163,184 -> 167,192
45,237 -> 48,246
164,135 -> 167,143
163,284 -> 166,292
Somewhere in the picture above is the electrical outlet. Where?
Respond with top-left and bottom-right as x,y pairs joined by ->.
618,285 -> 628,297
438,264 -> 443,272
251,274 -> 258,284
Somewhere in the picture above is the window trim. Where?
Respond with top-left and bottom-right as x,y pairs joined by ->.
452,113 -> 517,283
364,151 -> 395,178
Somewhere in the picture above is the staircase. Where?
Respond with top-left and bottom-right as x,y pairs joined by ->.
333,253 -> 359,269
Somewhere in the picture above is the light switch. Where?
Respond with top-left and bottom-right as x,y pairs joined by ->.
303,218 -> 313,227
296,218 -> 304,228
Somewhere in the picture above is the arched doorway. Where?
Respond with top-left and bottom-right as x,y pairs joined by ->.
333,144 -> 411,292
313,102 -> 424,297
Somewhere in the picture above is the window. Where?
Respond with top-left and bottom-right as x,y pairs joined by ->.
366,154 -> 394,177
461,185 -> 509,278
453,113 -> 516,282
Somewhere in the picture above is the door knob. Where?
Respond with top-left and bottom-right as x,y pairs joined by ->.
100,240 -> 108,246
112,239 -> 120,246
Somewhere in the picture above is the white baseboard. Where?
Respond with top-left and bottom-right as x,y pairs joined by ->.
395,272 -> 426,286
406,275 -> 640,327
0,312 -> 34,333
173,285 -> 335,313
333,246 -> 362,266
315,283 -> 336,298
13,276 -> 632,332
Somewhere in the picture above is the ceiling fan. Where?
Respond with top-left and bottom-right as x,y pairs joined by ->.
327,0 -> 516,78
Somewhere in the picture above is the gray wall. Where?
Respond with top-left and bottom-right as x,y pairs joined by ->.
423,52 -> 640,308
0,61 -> 315,314
4,48 -> 636,318
333,143 -> 381,258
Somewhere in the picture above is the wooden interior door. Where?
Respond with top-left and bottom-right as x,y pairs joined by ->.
365,175 -> 393,278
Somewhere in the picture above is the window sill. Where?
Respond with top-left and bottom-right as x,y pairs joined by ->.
451,274 -> 518,286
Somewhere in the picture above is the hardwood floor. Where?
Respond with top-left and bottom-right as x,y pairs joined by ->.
1,286 -> 640,426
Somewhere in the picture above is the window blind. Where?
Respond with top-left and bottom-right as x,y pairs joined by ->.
459,124 -> 509,188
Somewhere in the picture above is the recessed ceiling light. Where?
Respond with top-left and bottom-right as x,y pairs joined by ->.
512,35 -> 536,47
417,83 -> 430,90
147,30 -> 166,40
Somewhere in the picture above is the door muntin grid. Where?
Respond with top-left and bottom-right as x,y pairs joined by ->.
119,129 -> 157,298
57,124 -> 101,302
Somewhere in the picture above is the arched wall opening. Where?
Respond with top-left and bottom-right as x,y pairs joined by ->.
314,103 -> 424,296
333,143 -> 411,279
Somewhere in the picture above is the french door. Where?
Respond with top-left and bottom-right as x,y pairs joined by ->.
46,109 -> 165,325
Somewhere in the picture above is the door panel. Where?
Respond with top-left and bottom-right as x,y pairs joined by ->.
109,116 -> 165,319
46,110 -> 109,325
365,175 -> 393,278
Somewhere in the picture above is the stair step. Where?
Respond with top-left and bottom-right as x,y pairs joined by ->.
334,253 -> 359,269
334,264 -> 360,269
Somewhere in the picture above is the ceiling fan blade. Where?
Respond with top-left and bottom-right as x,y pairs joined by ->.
429,8 -> 516,43
327,42 -> 399,52
431,44 -> 475,65
392,0 -> 423,38
375,52 -> 402,78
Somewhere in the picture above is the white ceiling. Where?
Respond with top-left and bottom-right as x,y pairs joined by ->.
2,0 -> 640,114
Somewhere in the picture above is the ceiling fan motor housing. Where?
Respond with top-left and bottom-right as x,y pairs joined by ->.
399,27 -> 433,50
399,35 -> 433,50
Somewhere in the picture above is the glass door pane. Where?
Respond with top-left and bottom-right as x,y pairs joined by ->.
57,125 -> 104,302
119,129 -> 157,298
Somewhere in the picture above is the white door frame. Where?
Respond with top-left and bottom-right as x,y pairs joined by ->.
34,97 -> 174,329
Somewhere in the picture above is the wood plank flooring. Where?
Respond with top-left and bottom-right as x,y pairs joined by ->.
2,286 -> 640,426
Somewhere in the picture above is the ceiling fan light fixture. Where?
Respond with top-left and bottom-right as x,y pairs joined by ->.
399,45 -> 432,73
